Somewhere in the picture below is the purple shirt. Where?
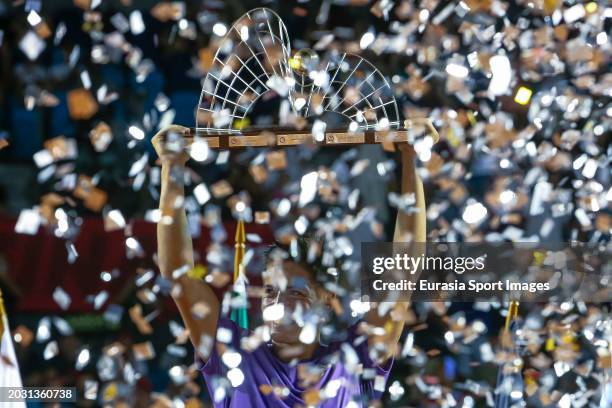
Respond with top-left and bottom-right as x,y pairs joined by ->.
197,318 -> 393,407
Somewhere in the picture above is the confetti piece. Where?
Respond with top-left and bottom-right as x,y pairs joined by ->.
151,1 -> 185,22
204,270 -> 231,288
43,341 -> 59,360
74,175 -> 108,212
133,341 -> 156,360
103,342 -> 126,358
52,287 -> 72,310
210,180 -> 233,198
84,380 -> 98,400
19,31 -> 45,60
265,150 -> 287,171
14,208 -> 42,235
104,209 -> 127,231
255,211 -> 270,224
12,325 -> 34,347
67,88 -> 99,120
193,183 -> 211,205
136,288 -> 156,304
514,86 -> 533,105
89,122 -> 113,152
249,164 -> 268,184
191,301 -> 211,320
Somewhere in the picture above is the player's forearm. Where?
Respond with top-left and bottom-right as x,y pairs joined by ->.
393,147 -> 426,243
152,127 -> 220,355
367,147 -> 425,361
157,164 -> 194,278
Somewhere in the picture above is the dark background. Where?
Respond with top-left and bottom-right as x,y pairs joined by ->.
0,0 -> 609,407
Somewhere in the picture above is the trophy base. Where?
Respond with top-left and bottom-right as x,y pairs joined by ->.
190,118 -> 438,149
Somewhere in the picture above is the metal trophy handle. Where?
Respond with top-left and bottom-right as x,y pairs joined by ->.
192,7 -> 438,149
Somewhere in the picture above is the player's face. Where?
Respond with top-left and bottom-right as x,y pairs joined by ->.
261,260 -> 319,344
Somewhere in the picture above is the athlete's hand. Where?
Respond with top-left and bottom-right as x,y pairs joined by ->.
151,125 -> 192,166
397,142 -> 415,157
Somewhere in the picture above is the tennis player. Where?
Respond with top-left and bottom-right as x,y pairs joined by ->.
153,125 -> 425,407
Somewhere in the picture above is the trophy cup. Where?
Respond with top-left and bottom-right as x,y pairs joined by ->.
191,7 -> 438,149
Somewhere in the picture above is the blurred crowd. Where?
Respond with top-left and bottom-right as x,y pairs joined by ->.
0,0 -> 610,407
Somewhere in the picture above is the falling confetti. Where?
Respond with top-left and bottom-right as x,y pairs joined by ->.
0,2 -> 609,407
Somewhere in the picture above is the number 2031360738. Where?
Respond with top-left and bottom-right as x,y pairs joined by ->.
0,387 -> 77,402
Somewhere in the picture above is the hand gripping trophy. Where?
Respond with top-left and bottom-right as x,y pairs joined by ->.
152,8 -> 433,408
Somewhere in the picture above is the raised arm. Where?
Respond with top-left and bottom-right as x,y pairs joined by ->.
153,125 -> 219,361
393,145 -> 426,243
365,144 -> 425,362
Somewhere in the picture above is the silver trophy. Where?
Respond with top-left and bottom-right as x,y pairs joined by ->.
192,7 -> 438,149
